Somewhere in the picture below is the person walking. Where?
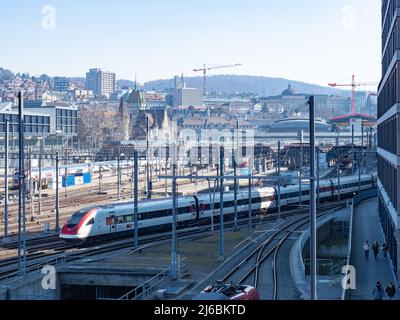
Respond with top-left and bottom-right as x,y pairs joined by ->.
382,242 -> 389,258
386,282 -> 396,300
363,241 -> 370,260
372,241 -> 380,260
372,281 -> 384,300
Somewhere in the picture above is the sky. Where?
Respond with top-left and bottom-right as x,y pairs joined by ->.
0,0 -> 381,88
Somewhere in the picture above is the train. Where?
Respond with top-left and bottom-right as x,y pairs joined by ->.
60,174 -> 377,244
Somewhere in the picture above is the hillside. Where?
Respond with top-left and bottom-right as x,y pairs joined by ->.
144,75 -> 350,97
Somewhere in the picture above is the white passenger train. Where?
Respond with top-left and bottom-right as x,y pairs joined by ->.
60,174 -> 376,244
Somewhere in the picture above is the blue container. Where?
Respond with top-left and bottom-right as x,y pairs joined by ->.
67,175 -> 75,187
83,172 -> 91,184
62,175 -> 76,187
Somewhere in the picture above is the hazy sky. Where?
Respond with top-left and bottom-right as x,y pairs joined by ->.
0,0 -> 381,87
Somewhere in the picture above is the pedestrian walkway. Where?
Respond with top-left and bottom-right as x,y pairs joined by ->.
349,198 -> 398,300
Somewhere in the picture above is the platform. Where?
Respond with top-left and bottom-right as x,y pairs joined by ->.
349,198 -> 398,300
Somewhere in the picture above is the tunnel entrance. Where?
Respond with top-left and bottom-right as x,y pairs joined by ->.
61,285 -> 139,300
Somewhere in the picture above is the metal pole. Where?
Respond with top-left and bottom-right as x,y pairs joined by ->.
146,116 -> 151,199
248,172 -> 252,240
11,124 -> 14,152
233,121 -> 239,231
337,132 -> 341,201
4,117 -> 9,238
317,148 -> 320,204
277,141 -> 281,220
219,147 -> 225,259
64,167 -> 67,199
369,127 -> 373,171
29,147 -> 33,219
134,151 -> 139,248
309,96 -> 317,300
359,124 -> 363,192
233,150 -> 238,231
17,92 -> 26,272
98,166 -> 102,194
55,152 -> 60,232
171,146 -> 178,280
117,155 -> 121,200
165,145 -> 168,197
207,179 -> 215,232
299,130 -> 303,205
351,125 -> 355,175
38,138 -> 43,214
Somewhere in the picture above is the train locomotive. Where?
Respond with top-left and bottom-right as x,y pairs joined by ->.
60,174 -> 376,244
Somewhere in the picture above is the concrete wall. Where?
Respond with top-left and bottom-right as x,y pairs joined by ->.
0,271 -> 60,300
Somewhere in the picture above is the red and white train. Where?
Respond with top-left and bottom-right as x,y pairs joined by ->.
194,283 -> 260,300
60,174 -> 376,244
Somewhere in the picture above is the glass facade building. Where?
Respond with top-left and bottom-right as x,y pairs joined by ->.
378,0 -> 400,278
0,112 -> 51,135
0,103 -> 78,137
56,108 -> 78,135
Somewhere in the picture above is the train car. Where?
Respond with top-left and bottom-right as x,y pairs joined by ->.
60,174 -> 376,244
61,196 -> 199,244
194,283 -> 260,300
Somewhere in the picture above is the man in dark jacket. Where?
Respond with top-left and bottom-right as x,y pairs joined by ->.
372,282 -> 384,300
386,282 -> 396,300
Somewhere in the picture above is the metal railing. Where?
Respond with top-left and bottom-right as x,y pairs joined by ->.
115,268 -> 171,301
304,258 -> 346,277
0,254 -> 66,284
342,188 -> 377,300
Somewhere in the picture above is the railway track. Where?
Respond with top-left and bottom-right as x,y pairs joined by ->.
0,200 -> 347,285
0,224 -> 230,283
220,203 -> 345,300
0,202 -> 338,282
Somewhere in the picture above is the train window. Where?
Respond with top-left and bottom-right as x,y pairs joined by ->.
253,197 -> 262,204
117,216 -> 125,224
86,218 -> 94,226
125,215 -> 133,223
225,201 -> 234,208
67,210 -> 89,228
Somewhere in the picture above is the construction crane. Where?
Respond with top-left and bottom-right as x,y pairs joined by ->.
329,75 -> 378,115
194,63 -> 242,97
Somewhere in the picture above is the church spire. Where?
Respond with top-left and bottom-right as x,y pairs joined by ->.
134,73 -> 137,91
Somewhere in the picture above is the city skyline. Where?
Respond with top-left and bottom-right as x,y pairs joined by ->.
0,0 -> 380,88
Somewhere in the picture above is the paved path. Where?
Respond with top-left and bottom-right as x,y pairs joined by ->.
349,198 -> 398,300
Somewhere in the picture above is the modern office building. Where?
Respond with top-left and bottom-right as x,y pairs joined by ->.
173,87 -> 203,107
0,101 -> 78,137
53,77 -> 70,92
85,68 -> 116,98
0,102 -> 51,136
355,91 -> 367,114
378,0 -> 400,278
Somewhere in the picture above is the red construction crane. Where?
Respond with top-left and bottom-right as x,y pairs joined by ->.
194,63 -> 242,97
329,75 -> 378,115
